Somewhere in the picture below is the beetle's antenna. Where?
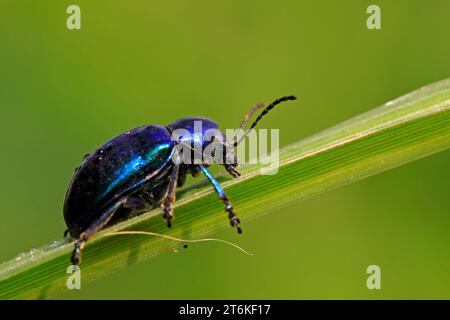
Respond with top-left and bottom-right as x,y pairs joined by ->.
234,95 -> 297,147
233,102 -> 265,145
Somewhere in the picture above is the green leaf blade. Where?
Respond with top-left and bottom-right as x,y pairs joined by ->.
1,79 -> 450,299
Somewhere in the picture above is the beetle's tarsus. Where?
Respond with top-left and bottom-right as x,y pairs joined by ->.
71,241 -> 83,265
225,164 -> 241,178
230,215 -> 242,234
162,208 -> 174,228
166,217 -> 172,228
71,254 -> 80,265
162,206 -> 174,228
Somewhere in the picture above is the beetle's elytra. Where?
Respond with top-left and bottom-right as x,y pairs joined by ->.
64,96 -> 297,265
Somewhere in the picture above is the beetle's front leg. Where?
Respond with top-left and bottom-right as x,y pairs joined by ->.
198,164 -> 242,233
224,163 -> 241,178
221,143 -> 241,178
161,163 -> 180,228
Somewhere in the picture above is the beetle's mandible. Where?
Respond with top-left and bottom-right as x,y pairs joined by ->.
64,96 -> 297,265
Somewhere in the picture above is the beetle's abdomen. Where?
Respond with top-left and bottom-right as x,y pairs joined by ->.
64,124 -> 174,237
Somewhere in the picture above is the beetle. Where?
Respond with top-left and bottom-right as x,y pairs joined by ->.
64,96 -> 297,264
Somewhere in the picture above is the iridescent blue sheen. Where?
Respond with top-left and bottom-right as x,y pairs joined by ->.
168,117 -> 223,149
64,119 -> 227,238
100,142 -> 172,200
64,125 -> 175,236
199,164 -> 225,198
65,96 -> 295,262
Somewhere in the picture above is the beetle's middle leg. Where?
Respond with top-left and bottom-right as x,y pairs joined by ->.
161,163 -> 180,228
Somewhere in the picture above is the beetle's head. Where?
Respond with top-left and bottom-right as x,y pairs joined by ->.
167,95 -> 297,168
168,117 -> 231,166
168,117 -> 219,147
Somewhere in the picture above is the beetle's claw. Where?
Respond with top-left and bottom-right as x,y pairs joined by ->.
70,239 -> 86,265
225,164 -> 241,178
71,254 -> 80,265
71,245 -> 82,265
230,216 -> 242,234
163,212 -> 173,228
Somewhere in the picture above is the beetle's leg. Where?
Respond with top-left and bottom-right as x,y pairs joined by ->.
161,163 -> 180,228
198,164 -> 242,234
177,165 -> 188,187
217,141 -> 241,178
191,165 -> 202,177
71,198 -> 126,265
224,164 -> 241,178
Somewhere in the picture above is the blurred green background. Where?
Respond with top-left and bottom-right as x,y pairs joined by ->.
1,0 -> 450,299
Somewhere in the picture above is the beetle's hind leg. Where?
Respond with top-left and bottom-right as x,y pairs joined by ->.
161,163 -> 180,228
198,164 -> 242,233
71,198 -> 128,265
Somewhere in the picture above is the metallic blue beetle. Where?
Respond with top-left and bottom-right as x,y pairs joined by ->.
64,96 -> 296,264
